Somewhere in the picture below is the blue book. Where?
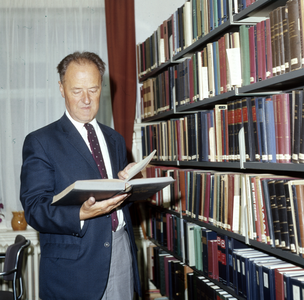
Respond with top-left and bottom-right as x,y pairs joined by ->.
212,42 -> 219,96
284,271 -> 304,300
233,249 -> 257,296
222,0 -> 228,22
265,97 -> 277,163
198,111 -> 209,162
261,262 -> 293,300
209,0 -> 214,31
227,238 -> 248,289
249,257 -> 280,300
289,275 -> 304,300
239,251 -> 266,298
256,97 -> 268,162
194,172 -> 202,220
239,0 -> 246,12
217,0 -> 222,26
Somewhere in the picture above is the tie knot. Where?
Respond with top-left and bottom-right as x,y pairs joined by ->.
84,123 -> 94,131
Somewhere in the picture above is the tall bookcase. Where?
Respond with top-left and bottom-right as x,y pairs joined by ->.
136,0 -> 304,299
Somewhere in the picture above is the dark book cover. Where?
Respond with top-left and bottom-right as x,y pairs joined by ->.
287,0 -> 302,71
274,180 -> 290,250
284,181 -> 297,253
202,228 -> 217,277
260,179 -> 276,247
267,180 -> 282,248
292,90 -> 303,163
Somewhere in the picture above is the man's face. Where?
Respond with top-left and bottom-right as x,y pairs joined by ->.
59,61 -> 102,123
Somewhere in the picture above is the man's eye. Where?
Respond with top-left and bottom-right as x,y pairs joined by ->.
73,91 -> 81,95
90,89 -> 97,93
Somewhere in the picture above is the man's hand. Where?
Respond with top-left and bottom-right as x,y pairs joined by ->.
118,162 -> 143,180
79,194 -> 130,220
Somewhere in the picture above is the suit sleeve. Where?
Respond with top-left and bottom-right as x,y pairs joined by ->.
20,133 -> 86,236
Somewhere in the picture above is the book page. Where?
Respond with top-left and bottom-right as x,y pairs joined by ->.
124,149 -> 156,182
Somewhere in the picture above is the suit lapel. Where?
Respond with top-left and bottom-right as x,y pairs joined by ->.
59,115 -> 101,178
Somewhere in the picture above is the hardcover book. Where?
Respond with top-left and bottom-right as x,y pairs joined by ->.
52,150 -> 174,206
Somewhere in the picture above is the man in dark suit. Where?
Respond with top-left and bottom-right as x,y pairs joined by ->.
20,52 -> 141,300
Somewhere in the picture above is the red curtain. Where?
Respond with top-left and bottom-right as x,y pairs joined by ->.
105,0 -> 137,163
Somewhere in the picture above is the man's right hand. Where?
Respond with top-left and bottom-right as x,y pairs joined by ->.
79,194 -> 130,220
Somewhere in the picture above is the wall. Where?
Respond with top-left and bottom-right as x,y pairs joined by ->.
134,0 -> 185,45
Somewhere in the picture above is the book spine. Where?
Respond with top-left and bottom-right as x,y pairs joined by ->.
268,180 -> 282,248
287,0 -> 302,71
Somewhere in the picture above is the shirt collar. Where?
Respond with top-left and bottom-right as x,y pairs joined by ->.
65,110 -> 98,132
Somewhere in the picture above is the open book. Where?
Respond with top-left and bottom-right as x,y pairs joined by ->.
51,150 -> 174,206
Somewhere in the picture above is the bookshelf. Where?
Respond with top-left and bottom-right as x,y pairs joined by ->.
136,0 -> 304,299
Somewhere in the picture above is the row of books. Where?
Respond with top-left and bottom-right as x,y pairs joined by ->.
147,242 -> 239,300
145,166 -> 304,257
140,0 -> 304,118
139,30 -> 243,117
137,0 -> 267,78
148,235 -> 304,300
142,91 -> 304,164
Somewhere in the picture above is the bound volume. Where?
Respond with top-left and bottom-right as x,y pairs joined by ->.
52,150 -> 174,206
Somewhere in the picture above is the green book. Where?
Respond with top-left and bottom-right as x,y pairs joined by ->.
240,25 -> 251,86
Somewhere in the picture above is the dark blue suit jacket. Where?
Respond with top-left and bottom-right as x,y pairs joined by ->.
20,114 -> 141,300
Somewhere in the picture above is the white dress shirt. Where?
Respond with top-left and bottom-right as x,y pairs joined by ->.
65,110 -> 125,230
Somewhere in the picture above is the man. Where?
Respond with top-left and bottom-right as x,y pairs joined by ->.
20,51 -> 141,300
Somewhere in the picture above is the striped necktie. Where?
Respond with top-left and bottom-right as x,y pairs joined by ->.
84,123 -> 118,231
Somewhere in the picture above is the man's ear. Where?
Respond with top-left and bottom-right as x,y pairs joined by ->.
58,81 -> 65,98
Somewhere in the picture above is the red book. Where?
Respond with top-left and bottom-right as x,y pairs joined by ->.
265,18 -> 273,78
275,266 -> 303,300
248,26 -> 257,84
273,94 -> 291,163
260,20 -> 267,80
256,22 -> 264,81
218,36 -> 227,94
179,169 -> 188,215
208,239 -> 219,280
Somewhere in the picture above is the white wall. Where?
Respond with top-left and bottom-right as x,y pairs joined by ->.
134,0 -> 185,45
133,0 -> 185,124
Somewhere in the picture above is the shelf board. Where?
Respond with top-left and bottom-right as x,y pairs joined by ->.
173,20 -> 234,61
244,162 -> 304,173
238,68 -> 304,93
233,0 -> 288,21
138,60 -> 172,83
176,90 -> 237,112
141,110 -> 175,122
